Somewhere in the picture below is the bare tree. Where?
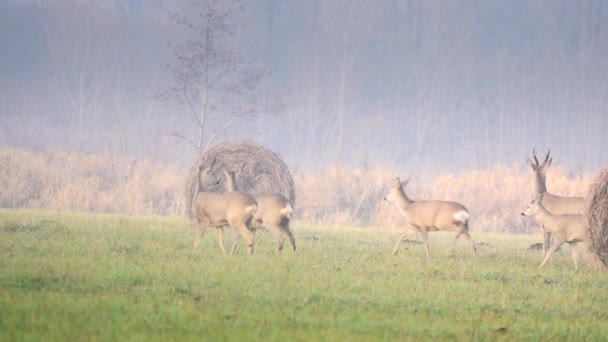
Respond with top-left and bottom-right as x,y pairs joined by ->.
42,2 -> 111,141
158,0 -> 269,152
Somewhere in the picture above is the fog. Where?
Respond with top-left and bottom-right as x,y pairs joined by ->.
1,0 -> 607,175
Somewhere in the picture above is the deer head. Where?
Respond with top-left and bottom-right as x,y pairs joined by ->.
527,149 -> 552,193
197,157 -> 220,190
384,177 -> 409,204
521,192 -> 545,217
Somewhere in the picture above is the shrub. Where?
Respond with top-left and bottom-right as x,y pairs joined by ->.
0,146 -> 592,233
0,146 -> 184,215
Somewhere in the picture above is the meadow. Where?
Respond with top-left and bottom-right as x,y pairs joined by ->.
1,209 -> 608,341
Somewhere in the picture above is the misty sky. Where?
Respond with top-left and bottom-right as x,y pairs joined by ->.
1,0 -> 607,174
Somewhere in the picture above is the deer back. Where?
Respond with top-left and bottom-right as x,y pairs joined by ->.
541,192 -> 585,215
193,191 -> 257,226
407,200 -> 468,230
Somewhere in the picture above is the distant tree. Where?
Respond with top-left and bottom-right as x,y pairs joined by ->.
41,2 -> 122,144
158,0 -> 271,152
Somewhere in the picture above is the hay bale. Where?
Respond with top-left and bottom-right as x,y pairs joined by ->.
185,140 -> 295,218
586,167 -> 608,270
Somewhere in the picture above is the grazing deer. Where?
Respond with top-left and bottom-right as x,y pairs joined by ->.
223,169 -> 296,254
384,177 -> 476,260
527,150 -> 585,256
521,193 -> 589,269
192,158 -> 258,255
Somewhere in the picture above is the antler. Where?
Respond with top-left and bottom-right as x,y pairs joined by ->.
543,150 -> 551,164
532,148 -> 539,166
532,149 -> 551,167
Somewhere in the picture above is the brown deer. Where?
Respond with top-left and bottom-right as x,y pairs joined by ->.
521,193 -> 589,269
384,177 -> 476,260
192,158 -> 258,255
222,168 -> 296,254
527,150 -> 585,256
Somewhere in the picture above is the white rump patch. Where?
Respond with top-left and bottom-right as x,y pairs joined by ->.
280,203 -> 293,218
453,210 -> 469,223
246,205 -> 257,215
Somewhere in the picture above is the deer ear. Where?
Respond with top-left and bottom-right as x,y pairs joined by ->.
526,158 -> 536,170
393,177 -> 401,187
542,158 -> 553,170
401,177 -> 410,188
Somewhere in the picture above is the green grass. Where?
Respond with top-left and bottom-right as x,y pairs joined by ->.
1,209 -> 607,341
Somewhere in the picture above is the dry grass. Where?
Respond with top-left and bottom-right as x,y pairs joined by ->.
294,164 -> 591,234
586,167 -> 608,270
294,166 -> 389,226
0,146 -> 593,233
0,146 -> 185,215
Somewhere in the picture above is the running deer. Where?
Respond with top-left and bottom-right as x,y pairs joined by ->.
222,168 -> 296,254
521,193 -> 589,269
527,150 -> 585,256
192,158 -> 258,255
384,177 -> 476,260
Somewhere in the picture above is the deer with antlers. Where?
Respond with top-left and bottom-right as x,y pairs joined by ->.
526,149 -> 585,256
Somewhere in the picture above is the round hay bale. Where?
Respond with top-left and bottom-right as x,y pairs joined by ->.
185,140 -> 295,218
586,167 -> 608,270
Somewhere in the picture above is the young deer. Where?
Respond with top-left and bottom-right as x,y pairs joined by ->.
192,158 -> 258,255
527,150 -> 585,256
521,193 -> 589,269
223,169 -> 296,254
384,177 -> 476,260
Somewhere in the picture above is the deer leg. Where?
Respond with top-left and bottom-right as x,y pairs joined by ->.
230,234 -> 240,255
543,229 -> 552,258
539,236 -> 566,268
281,223 -> 297,253
460,230 -> 477,256
570,242 -> 579,270
264,224 -> 285,253
231,222 -> 258,255
216,226 -> 226,254
233,223 -> 255,255
230,239 -> 240,255
393,225 -> 416,255
193,222 -> 208,250
419,229 -> 430,260
392,232 -> 410,255
459,223 -> 477,256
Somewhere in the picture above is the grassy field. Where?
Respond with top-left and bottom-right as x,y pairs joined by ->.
1,209 -> 607,341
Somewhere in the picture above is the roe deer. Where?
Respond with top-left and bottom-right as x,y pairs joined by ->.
192,158 -> 258,255
521,193 -> 589,269
384,177 -> 476,260
223,169 -> 296,254
527,149 -> 585,256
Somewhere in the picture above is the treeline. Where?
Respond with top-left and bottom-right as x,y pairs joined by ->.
2,1 -> 608,172
0,146 -> 593,233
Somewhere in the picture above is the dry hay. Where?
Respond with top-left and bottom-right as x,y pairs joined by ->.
586,166 -> 608,270
184,140 -> 295,218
